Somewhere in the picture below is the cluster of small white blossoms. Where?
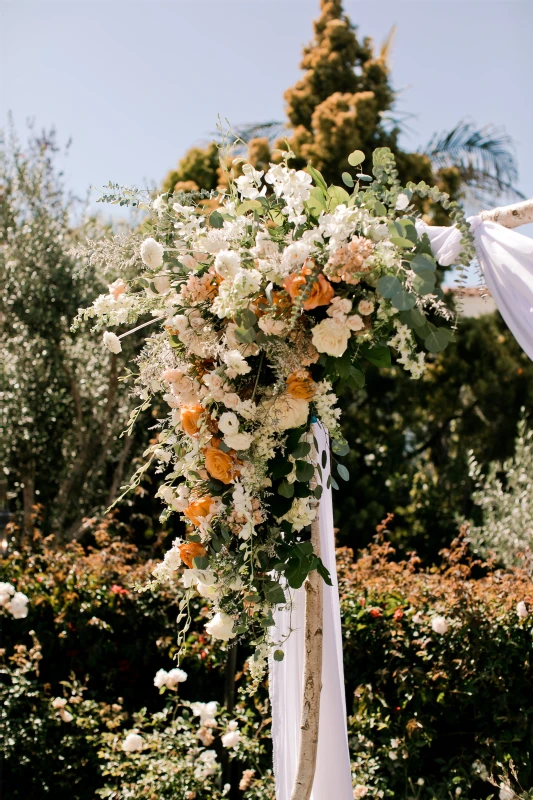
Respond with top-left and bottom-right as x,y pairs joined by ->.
0,582 -> 29,618
80,149 -> 456,664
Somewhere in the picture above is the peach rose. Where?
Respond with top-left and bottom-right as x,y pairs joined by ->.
180,404 -> 205,437
183,496 -> 214,528
178,541 -> 207,568
286,370 -> 315,400
204,446 -> 237,484
283,267 -> 334,311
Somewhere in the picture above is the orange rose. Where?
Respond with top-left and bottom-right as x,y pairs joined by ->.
180,404 -> 205,437
283,267 -> 334,311
204,446 -> 237,484
286,370 -> 316,400
179,541 -> 207,568
183,495 -> 214,528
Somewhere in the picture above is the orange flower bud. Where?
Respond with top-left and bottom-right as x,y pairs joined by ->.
179,541 -> 207,568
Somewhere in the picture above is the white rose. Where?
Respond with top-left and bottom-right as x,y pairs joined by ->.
346,314 -> 364,332
9,592 -> 29,619
153,275 -> 171,294
205,611 -> 235,641
232,268 -> 262,299
179,253 -> 199,271
154,669 -> 168,689
191,700 -> 218,724
271,395 -> 309,431
103,332 -> 122,354
311,318 -> 350,357
358,300 -> 374,316
431,615 -> 448,635
224,432 -> 254,451
221,730 -> 240,748
122,732 -> 143,752
257,316 -> 287,336
197,581 -> 219,599
52,697 -> 67,709
140,237 -> 164,268
214,249 -> 241,280
517,601 -> 528,619
0,582 -> 15,607
223,350 -> 251,378
218,411 -> 239,436
59,708 -> 73,723
499,786 -> 514,800
165,667 -> 188,687
223,392 -> 241,409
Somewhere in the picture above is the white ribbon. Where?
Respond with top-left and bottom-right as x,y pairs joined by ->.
269,424 -> 353,800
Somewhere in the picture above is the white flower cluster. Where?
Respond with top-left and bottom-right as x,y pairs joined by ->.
388,323 -> 425,379
154,666 -> 188,689
0,582 -> 29,618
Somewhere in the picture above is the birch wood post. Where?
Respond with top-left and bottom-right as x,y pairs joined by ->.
290,510 -> 323,800
481,197 -> 533,228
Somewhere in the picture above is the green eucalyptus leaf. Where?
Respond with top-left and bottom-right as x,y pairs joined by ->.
209,210 -> 224,229
306,164 -> 328,192
391,291 -> 417,311
342,172 -> 354,187
337,463 -> 350,481
360,344 -> 392,368
278,479 -> 295,498
348,150 -> 365,167
295,460 -> 315,482
425,328 -> 454,353
377,275 -> 402,298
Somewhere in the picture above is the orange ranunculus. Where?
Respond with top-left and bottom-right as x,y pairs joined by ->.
179,541 -> 207,568
204,446 -> 237,484
181,404 -> 205,437
183,495 -> 214,528
283,268 -> 334,311
286,370 -> 316,400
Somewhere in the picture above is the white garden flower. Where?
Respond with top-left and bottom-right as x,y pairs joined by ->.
59,708 -> 73,723
221,729 -> 240,748
191,700 -> 218,724
431,615 -> 449,635
358,299 -> 374,316
257,316 -> 287,336
103,331 -> 122,354
9,592 -> 29,619
122,732 -> 143,752
154,668 -> 169,689
108,278 -> 127,299
224,432 -> 253,451
223,350 -> 251,378
153,275 -> 171,294
395,193 -> 410,211
140,237 -> 164,268
0,582 -> 15,607
214,249 -> 241,280
499,786 -> 514,800
311,318 -> 350,357
517,600 -> 528,619
152,195 -> 166,215
235,164 -> 265,200
52,697 -> 67,709
218,411 -> 239,436
166,667 -> 188,687
205,611 -> 235,641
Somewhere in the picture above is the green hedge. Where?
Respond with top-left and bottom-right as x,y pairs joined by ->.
1,522 -> 532,799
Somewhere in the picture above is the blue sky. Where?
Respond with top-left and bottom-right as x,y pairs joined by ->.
2,0 -> 532,221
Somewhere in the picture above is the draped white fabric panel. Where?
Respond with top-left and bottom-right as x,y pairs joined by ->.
418,215 -> 533,362
269,424 -> 353,800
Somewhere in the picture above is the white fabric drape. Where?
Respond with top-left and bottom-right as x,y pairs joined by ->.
269,424 -> 353,800
418,216 -> 533,362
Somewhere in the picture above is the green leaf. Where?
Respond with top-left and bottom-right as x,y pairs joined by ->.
348,150 -> 365,167
314,485 -> 323,499
273,649 -> 285,662
317,559 -> 333,586
236,199 -> 263,216
391,291 -> 417,311
295,460 -> 315,482
193,556 -> 209,570
330,476 -> 340,491
278,480 -> 295,498
411,253 -> 436,273
240,308 -> 258,328
286,426 -> 307,453
209,210 -> 224,228
348,364 -> 365,389
292,441 -> 311,459
360,344 -> 392,369
321,450 -> 327,468
374,201 -> 388,217
412,273 -> 436,296
270,457 -> 293,480
328,185 -> 351,209
377,275 -> 402,298
233,326 -> 256,344
285,556 -> 314,589
390,236 -> 416,250
263,581 -> 286,605
306,186 -> 327,216
341,172 -> 354,187
331,438 -> 350,456
337,463 -> 350,481
306,163 -> 328,192
425,328 -> 453,353
336,351 -> 352,380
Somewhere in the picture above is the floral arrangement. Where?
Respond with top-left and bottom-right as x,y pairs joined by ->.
76,144 -> 474,674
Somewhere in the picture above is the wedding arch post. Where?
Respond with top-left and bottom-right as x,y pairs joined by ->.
289,194 -> 533,800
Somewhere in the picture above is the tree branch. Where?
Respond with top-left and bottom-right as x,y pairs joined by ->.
481,197 -> 533,228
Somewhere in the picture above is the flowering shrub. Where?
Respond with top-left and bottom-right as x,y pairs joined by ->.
1,526 -> 533,797
339,526 -> 533,798
75,143 -> 474,670
469,411 -> 533,572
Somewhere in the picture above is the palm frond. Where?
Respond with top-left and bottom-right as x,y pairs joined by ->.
424,120 -> 524,202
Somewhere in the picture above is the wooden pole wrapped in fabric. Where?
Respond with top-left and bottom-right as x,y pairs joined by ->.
290,512 -> 323,800
481,197 -> 533,228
